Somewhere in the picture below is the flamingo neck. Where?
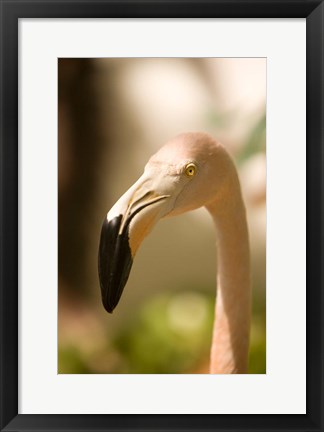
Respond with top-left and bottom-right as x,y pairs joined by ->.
206,178 -> 251,374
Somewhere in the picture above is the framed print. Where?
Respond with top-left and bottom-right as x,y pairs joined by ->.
0,1 -> 323,431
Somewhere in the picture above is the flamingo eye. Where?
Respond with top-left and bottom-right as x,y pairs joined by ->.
185,163 -> 197,177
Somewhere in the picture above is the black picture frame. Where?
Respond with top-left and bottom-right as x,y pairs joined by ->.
1,1 -> 323,431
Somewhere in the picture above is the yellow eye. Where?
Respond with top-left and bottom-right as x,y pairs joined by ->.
185,163 -> 197,177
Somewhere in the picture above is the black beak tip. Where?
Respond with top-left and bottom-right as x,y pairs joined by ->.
100,284 -> 119,313
101,297 -> 115,314
98,215 -> 133,314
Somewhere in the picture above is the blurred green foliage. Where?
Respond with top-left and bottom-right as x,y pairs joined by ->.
207,106 -> 266,164
114,292 -> 214,373
236,113 -> 266,165
58,346 -> 91,374
59,289 -> 266,374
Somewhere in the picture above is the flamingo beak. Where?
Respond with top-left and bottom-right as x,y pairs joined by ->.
98,214 -> 133,313
98,177 -> 171,313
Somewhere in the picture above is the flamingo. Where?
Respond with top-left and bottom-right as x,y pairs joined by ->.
98,132 -> 251,374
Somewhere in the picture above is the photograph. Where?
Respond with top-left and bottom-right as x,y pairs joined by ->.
58,57 -> 266,374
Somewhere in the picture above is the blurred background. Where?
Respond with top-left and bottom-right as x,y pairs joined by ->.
58,58 -> 266,374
